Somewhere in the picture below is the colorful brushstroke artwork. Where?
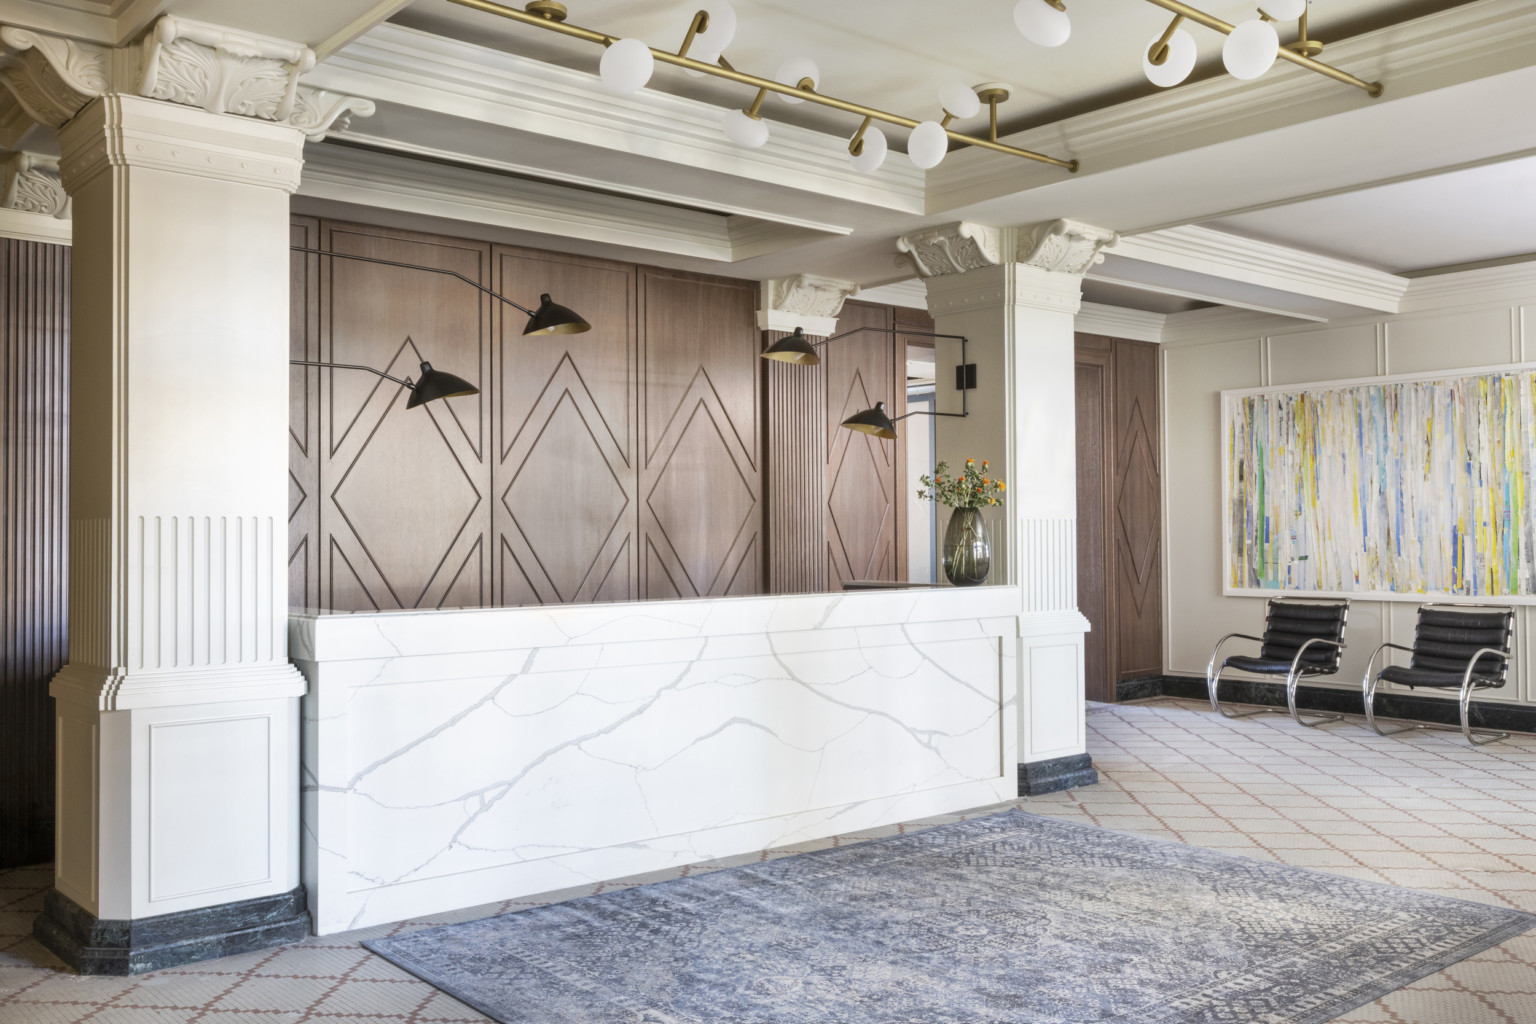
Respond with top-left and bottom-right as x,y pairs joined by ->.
1225,366 -> 1536,599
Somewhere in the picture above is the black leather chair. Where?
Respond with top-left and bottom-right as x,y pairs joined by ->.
1361,604 -> 1515,746
1206,598 -> 1350,728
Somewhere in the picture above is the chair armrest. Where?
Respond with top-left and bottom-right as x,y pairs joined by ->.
1462,647 -> 1511,689
1206,633 -> 1264,680
1360,642 -> 1414,690
1289,637 -> 1346,677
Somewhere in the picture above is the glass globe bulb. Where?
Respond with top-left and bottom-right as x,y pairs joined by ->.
686,2 -> 737,78
849,125 -> 888,173
1014,0 -> 1071,47
600,38 -> 655,94
1265,0 -> 1307,20
1223,19 -> 1279,80
774,56 -> 821,104
1142,27 -> 1197,88
722,109 -> 770,148
907,120 -> 948,170
938,82 -> 981,120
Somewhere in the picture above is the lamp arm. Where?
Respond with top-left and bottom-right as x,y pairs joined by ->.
289,358 -> 415,390
290,246 -> 537,317
809,324 -> 970,424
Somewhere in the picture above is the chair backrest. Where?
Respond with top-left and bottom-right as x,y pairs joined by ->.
1260,598 -> 1349,671
1411,605 -> 1515,685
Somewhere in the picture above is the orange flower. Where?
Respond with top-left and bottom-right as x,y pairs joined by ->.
982,460 -> 989,469
989,497 -> 997,505
965,458 -> 974,465
982,478 -> 990,486
998,481 -> 1006,491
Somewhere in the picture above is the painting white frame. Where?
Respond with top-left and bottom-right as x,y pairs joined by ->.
1220,359 -> 1536,604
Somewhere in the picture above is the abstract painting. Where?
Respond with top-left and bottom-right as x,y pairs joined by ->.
1224,364 -> 1536,601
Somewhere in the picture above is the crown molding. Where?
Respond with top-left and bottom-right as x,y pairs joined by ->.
928,0 -> 1536,212
303,23 -> 925,215
298,142 -> 840,263
1109,225 -> 1409,313
854,278 -> 928,310
1076,302 -> 1165,344
1401,260 -> 1536,314
1158,305 -> 1297,348
0,205 -> 70,244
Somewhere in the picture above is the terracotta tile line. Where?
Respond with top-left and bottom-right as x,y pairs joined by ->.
1439,970 -> 1523,1024
292,937 -> 393,1024
181,946 -> 288,1024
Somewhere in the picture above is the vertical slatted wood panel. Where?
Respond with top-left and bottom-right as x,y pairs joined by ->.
762,330 -> 828,594
289,217 -> 320,611
1,238 -> 69,868
1075,335 -> 1114,702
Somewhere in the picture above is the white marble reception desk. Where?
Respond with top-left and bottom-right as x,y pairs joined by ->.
290,587 -> 1021,934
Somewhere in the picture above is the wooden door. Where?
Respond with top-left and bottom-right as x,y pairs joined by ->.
638,268 -> 761,599
316,221 -> 493,611
1075,333 -> 1163,700
825,301 -> 904,587
494,246 -> 637,605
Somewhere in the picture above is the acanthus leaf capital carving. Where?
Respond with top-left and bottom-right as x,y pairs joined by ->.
0,25 -> 109,129
139,15 -> 315,122
2,150 -> 69,217
762,273 -> 859,320
895,221 -> 1002,278
1016,219 -> 1119,276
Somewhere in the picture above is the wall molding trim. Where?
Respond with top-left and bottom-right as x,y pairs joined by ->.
1109,225 -> 1410,314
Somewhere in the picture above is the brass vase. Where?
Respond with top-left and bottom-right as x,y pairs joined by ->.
942,506 -> 991,587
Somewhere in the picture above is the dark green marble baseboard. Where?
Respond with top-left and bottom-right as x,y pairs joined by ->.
1018,753 -> 1099,796
1119,675 -> 1536,734
34,885 -> 310,975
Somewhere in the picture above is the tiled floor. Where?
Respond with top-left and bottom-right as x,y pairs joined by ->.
4,698 -> 1536,1023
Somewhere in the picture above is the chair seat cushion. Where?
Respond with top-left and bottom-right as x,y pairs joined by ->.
1379,664 -> 1506,689
1224,655 -> 1330,676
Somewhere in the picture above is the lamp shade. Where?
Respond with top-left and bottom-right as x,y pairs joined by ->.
600,38 -> 655,93
1223,19 -> 1279,80
762,327 -> 821,364
1143,26 -> 1196,88
722,108 -> 771,147
774,56 -> 821,103
939,81 -> 982,120
685,1 -> 737,76
1014,0 -> 1071,47
1266,0 -> 1306,19
841,400 -> 897,440
908,120 -> 948,170
406,361 -> 479,409
523,293 -> 591,335
849,123 -> 887,173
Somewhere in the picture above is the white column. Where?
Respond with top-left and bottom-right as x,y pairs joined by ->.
899,220 -> 1117,779
0,16 -> 372,971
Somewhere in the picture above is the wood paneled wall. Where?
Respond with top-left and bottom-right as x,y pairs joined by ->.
762,331 -> 828,594
1075,333 -> 1163,701
1,238 -> 69,868
289,219 -> 761,610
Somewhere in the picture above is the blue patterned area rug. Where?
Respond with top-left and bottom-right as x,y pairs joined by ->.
364,811 -> 1536,1024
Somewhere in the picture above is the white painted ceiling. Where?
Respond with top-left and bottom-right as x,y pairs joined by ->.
1204,153 -> 1536,274
393,0 -> 1445,143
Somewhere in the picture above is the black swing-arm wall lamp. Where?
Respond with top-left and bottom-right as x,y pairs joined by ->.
286,246 -> 593,409
762,325 -> 970,440
289,246 -> 592,336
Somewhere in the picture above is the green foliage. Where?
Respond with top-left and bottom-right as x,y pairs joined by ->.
917,459 -> 1006,510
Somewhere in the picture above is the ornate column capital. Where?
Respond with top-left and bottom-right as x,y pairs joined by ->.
896,221 -> 1002,278
0,17 -> 374,149
1016,219 -> 1119,275
757,273 -> 859,336
2,150 -> 68,217
0,26 -> 110,128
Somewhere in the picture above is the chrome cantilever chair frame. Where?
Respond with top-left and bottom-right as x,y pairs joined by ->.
1360,603 -> 1513,747
1206,598 -> 1349,729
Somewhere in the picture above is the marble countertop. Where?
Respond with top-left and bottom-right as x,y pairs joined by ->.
289,586 -> 1022,662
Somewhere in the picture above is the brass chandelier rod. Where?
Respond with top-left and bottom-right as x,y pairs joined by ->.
442,0 -> 1080,171
1139,0 -> 1383,97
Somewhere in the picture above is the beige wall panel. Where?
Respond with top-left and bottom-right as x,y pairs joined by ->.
1161,339 -> 1262,675
1267,324 -> 1378,385
1385,309 -> 1514,374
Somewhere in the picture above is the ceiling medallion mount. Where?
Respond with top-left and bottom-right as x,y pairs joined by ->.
524,1 -> 568,23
